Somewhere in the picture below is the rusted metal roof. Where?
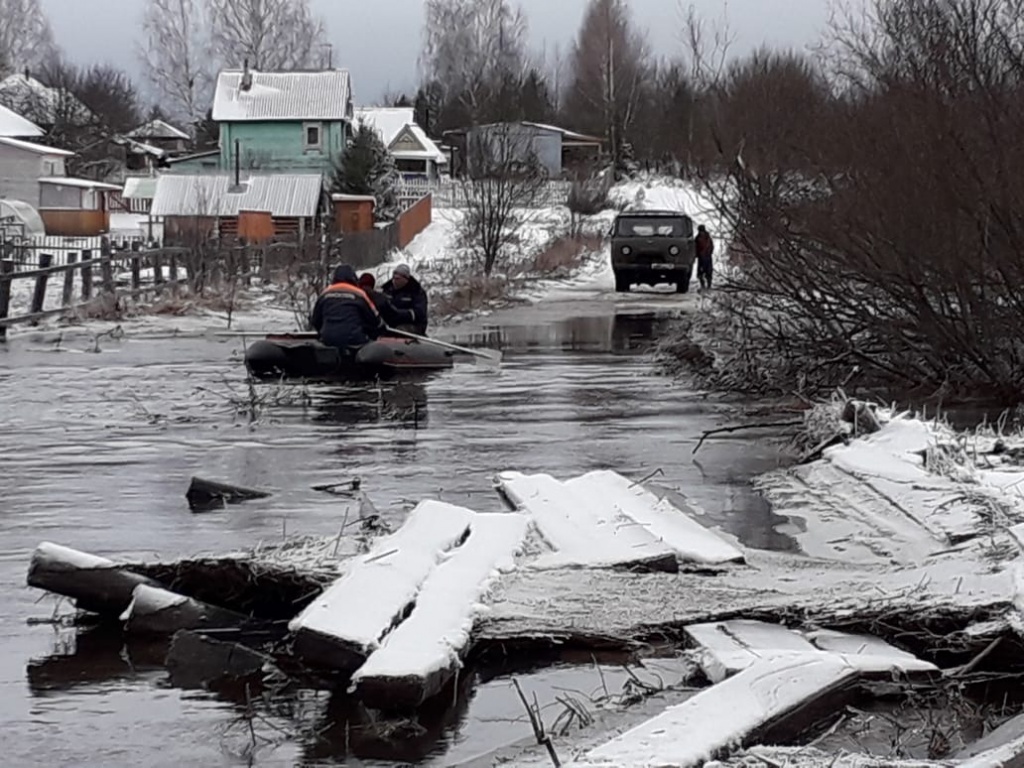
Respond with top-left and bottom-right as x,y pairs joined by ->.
150,173 -> 324,218
213,69 -> 352,122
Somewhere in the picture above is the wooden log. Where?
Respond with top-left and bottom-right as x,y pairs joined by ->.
186,476 -> 271,512
122,584 -> 250,636
61,253 -> 78,306
80,249 -> 93,300
165,629 -> 275,689
30,252 -> 53,319
0,259 -> 13,341
26,541 -> 159,617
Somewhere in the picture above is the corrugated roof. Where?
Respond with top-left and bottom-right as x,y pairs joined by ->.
354,107 -> 446,163
0,103 -> 42,137
127,119 -> 190,141
522,121 -> 603,144
151,173 -> 324,218
0,136 -> 74,156
213,69 -> 352,122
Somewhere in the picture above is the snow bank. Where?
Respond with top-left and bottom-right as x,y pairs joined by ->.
287,500 -> 475,650
351,512 -> 529,681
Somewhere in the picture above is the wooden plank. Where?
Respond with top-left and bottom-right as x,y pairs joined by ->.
0,259 -> 13,341
565,470 -> 745,565
61,253 -> 77,306
288,500 -> 476,673
578,656 -> 862,768
81,249 -> 93,300
352,513 -> 529,709
957,712 -> 1024,766
685,620 -> 819,683
497,471 -> 678,572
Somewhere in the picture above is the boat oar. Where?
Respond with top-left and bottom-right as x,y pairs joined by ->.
383,326 -> 503,366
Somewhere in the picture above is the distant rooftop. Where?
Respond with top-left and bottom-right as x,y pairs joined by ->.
213,69 -> 353,122
0,103 -> 43,138
127,119 -> 190,141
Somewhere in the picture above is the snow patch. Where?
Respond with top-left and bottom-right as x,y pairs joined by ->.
119,584 -> 187,621
33,541 -> 116,571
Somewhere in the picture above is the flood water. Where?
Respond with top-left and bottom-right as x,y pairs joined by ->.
0,292 -> 788,766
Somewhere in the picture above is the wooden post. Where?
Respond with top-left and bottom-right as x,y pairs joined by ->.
81,249 -> 93,300
0,259 -> 14,341
152,250 -> 164,289
168,252 -> 178,282
100,238 -> 115,295
30,253 -> 53,319
240,245 -> 251,287
130,251 -> 141,291
62,253 -> 78,307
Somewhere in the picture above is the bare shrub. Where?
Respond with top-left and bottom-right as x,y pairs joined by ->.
527,234 -> 604,277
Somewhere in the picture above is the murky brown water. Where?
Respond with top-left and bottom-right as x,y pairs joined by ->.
0,300 -> 788,766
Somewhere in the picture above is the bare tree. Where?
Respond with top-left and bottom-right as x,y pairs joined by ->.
139,0 -> 212,126
461,124 -> 547,275
207,0 -> 330,70
0,0 -> 57,77
678,1 -> 735,91
565,0 -> 651,172
420,0 -> 530,123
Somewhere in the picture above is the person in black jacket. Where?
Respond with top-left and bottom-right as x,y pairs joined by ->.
310,264 -> 384,353
358,272 -> 416,331
381,263 -> 429,335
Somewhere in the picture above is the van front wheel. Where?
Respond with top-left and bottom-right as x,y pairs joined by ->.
614,271 -> 631,293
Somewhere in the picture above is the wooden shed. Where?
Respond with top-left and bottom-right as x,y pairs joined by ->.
332,194 -> 376,234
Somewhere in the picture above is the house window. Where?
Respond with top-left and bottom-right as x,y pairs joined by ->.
304,122 -> 322,150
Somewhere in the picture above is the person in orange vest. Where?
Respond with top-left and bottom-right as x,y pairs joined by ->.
310,264 -> 384,354
695,224 -> 715,290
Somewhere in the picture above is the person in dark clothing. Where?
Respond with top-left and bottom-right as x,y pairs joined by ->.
695,225 -> 715,290
358,271 -> 417,330
381,263 -> 429,335
310,265 -> 384,353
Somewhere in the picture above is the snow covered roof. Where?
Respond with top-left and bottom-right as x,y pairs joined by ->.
0,136 -> 74,156
354,107 -> 447,164
123,176 -> 159,200
521,121 -> 604,144
39,177 -> 122,191
127,119 -> 190,141
212,69 -> 352,122
151,173 -> 324,218
0,103 -> 43,137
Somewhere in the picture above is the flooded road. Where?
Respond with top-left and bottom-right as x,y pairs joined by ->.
0,288 -> 787,766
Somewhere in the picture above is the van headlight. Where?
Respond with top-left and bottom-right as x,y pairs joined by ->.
621,246 -> 631,255
669,245 -> 680,256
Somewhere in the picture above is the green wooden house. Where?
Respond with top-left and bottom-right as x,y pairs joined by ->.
211,67 -> 354,175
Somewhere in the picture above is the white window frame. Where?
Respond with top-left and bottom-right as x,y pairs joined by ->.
303,122 -> 323,150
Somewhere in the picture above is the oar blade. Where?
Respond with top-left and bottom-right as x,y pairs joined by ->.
472,349 -> 503,367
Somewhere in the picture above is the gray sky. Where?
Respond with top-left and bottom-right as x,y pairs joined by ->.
40,0 -> 832,105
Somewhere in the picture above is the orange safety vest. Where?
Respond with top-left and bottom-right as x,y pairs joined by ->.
320,281 -> 380,317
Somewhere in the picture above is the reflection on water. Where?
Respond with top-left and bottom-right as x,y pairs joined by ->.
1,308 -> 788,765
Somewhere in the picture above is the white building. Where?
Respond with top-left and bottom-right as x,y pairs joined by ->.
353,107 -> 447,182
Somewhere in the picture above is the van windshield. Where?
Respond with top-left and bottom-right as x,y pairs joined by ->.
616,216 -> 690,237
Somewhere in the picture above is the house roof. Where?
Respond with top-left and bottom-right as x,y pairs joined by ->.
354,107 -> 447,164
151,173 -> 324,218
522,121 -> 604,144
114,135 -> 166,158
123,177 -> 159,199
165,149 -> 220,167
0,136 -> 74,156
0,103 -> 43,138
127,119 -> 190,141
213,69 -> 353,122
39,177 -> 122,191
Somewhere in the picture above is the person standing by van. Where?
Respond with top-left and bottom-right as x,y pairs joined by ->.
695,225 -> 715,290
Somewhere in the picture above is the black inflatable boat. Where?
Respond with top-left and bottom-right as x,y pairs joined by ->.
245,334 -> 456,380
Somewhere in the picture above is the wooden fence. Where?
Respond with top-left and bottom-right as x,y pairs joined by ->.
3,233 -> 151,270
396,179 -> 572,209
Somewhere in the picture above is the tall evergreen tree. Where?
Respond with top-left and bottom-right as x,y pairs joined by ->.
333,122 -> 401,222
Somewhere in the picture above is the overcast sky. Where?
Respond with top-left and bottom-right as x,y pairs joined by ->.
39,0 -> 832,105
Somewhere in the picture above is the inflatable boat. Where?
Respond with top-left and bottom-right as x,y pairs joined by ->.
244,334 -> 456,380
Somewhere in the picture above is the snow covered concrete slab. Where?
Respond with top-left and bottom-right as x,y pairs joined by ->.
288,500 -> 476,672
564,470 -> 745,565
496,471 -> 679,572
684,620 -> 819,683
352,512 -> 529,708
576,655 -> 862,768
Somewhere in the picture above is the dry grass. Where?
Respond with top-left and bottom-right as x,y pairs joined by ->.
522,234 -> 604,277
